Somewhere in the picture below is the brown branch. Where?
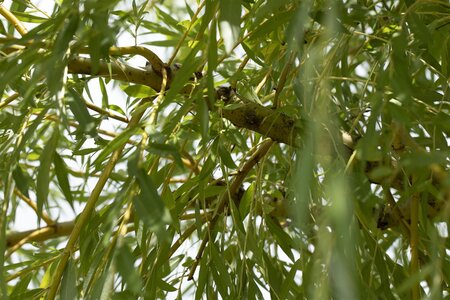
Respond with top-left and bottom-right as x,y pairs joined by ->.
2,41 -> 298,147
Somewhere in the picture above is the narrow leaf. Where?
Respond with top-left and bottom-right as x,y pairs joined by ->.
60,258 -> 77,300
93,126 -> 139,168
132,167 -> 172,233
67,88 -> 96,135
36,127 -> 59,218
116,245 -> 142,294
53,152 -> 74,208
219,0 -> 241,53
218,144 -> 237,169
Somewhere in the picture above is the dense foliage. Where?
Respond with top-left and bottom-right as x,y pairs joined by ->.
0,0 -> 449,299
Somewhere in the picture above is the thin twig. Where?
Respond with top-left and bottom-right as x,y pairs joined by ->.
273,51 -> 297,108
230,55 -> 250,89
84,100 -> 129,123
149,66 -> 169,125
14,189 -> 55,226
6,256 -> 58,282
167,0 -> 206,66
168,223 -> 198,257
254,66 -> 272,95
188,139 -> 274,280
410,192 -> 420,300
0,93 -> 19,109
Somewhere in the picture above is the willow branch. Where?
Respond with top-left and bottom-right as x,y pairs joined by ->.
4,40 -> 446,231
108,46 -> 164,74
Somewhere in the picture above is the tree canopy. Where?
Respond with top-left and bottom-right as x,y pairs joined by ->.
0,0 -> 449,299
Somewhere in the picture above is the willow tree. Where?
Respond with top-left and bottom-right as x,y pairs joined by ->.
1,0 -> 449,299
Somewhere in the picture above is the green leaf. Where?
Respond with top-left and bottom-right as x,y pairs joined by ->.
164,42 -> 203,103
121,84 -> 157,98
10,289 -> 46,300
219,0 -> 241,53
12,165 -> 30,198
11,11 -> 47,23
158,279 -> 177,292
229,196 -> 246,234
60,258 -> 77,300
10,273 -> 33,298
196,95 -> 209,140
131,167 -> 172,235
36,127 -> 59,218
98,77 -> 109,108
147,142 -> 184,169
54,152 -> 74,209
248,10 -> 293,43
207,17 -> 218,109
198,156 -> 217,181
218,144 -> 237,169
264,217 -> 295,261
262,252 -> 283,298
155,6 -> 184,32
47,12 -> 79,94
210,242 -> 232,297
239,182 -> 255,217
116,244 -> 142,294
108,104 -> 126,116
93,126 -> 139,168
401,151 -> 449,170
67,88 -> 97,135
195,255 -> 208,300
